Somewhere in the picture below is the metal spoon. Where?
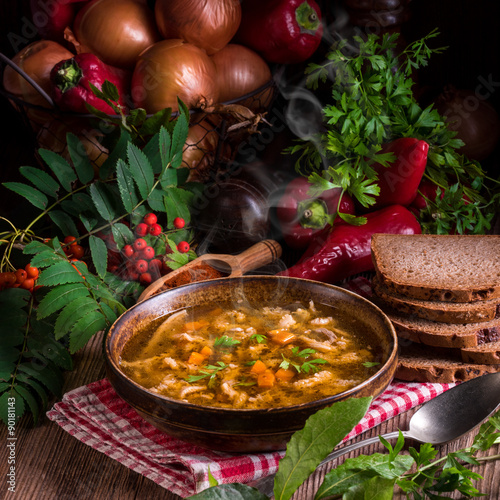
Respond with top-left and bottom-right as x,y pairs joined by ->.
251,372 -> 500,497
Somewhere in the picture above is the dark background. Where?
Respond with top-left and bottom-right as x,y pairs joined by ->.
0,0 -> 499,217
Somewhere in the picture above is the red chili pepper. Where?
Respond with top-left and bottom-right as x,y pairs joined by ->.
371,137 -> 429,208
235,0 -> 323,64
276,176 -> 356,250
50,53 -> 128,114
277,204 -> 421,283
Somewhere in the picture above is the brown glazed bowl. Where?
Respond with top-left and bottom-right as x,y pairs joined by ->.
104,276 -> 398,453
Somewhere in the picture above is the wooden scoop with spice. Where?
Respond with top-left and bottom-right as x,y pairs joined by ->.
137,239 -> 282,302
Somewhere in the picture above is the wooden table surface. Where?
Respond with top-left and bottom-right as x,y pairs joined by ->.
1,331 -> 499,500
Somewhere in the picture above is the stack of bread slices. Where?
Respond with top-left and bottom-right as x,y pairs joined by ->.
370,234 -> 500,383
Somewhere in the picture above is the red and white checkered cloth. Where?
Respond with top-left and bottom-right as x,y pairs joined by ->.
46,277 -> 455,498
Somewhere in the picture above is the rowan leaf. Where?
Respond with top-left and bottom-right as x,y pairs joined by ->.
66,132 -> 95,184
111,222 -> 134,250
15,374 -> 49,410
49,209 -> 80,237
127,142 -> 155,199
116,158 -> 137,213
3,182 -> 48,209
89,234 -> 108,278
170,112 -> 189,168
37,148 -> 77,191
54,296 -> 100,340
89,181 -> 117,221
37,283 -> 88,319
0,390 -> 25,426
69,311 -> 108,353
13,385 -> 39,424
37,260 -> 85,287
17,362 -> 63,397
19,165 -> 60,197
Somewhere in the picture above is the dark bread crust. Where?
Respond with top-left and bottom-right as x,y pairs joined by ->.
372,277 -> 500,324
461,341 -> 500,365
396,342 -> 500,383
371,234 -> 500,303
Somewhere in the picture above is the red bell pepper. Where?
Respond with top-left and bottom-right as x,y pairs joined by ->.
276,176 -> 356,250
50,53 -> 128,114
235,0 -> 324,64
277,204 -> 421,283
371,137 -> 429,209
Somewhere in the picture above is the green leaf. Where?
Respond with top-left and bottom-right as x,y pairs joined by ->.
0,390 -> 25,426
26,330 -> 73,371
15,374 -> 48,410
37,283 -> 88,319
49,209 -> 80,237
29,249 -> 65,269
13,385 -> 39,424
89,181 -> 117,221
159,125 -> 172,171
37,148 -> 77,192
0,359 -> 15,381
69,311 -> 108,353
188,483 -> 269,499
19,165 -> 60,198
116,158 -> 138,213
54,296 -> 101,340
66,132 -> 96,184
98,128 -> 130,180
17,362 -> 63,397
274,397 -> 372,500
127,142 -> 155,199
171,111 -> 189,168
37,261 -> 85,287
89,234 -> 108,278
0,346 -> 20,364
163,187 -> 193,222
3,182 -> 48,209
111,222 -> 134,249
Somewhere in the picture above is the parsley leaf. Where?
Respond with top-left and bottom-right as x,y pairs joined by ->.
213,336 -> 240,348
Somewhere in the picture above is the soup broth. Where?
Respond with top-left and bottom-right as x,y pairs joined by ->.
120,300 -> 381,409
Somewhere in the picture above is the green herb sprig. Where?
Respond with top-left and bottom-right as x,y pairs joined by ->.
185,362 -> 229,388
280,347 -> 328,374
288,30 -> 500,234
214,336 -> 241,348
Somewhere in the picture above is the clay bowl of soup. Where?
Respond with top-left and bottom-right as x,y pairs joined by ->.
104,276 -> 398,453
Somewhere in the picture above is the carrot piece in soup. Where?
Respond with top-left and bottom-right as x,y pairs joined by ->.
268,329 -> 296,345
184,320 -> 209,331
275,367 -> 295,382
250,359 -> 267,374
188,351 -> 206,365
257,369 -> 276,388
200,345 -> 212,357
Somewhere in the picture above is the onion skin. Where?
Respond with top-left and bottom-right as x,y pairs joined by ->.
73,0 -> 160,69
211,44 -> 271,104
154,0 -> 241,55
3,40 -> 74,109
131,39 -> 219,113
435,85 -> 500,161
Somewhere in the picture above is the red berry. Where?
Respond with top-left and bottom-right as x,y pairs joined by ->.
148,258 -> 162,272
142,246 -> 155,260
173,217 -> 185,229
139,272 -> 152,284
133,238 -> 147,251
20,278 -> 35,291
123,244 -> 134,258
148,223 -> 162,236
25,264 -> 39,280
64,235 -> 77,245
135,223 -> 149,237
69,244 -> 85,260
136,259 -> 149,274
177,241 -> 190,253
15,269 -> 27,284
143,213 -> 157,226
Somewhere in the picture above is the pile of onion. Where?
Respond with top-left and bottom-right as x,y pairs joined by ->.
72,0 -> 160,69
211,44 -> 272,109
435,85 -> 500,161
154,0 -> 241,56
131,39 -> 219,114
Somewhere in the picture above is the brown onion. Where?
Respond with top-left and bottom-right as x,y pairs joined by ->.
435,85 -> 500,161
3,40 -> 74,108
211,44 -> 272,107
131,40 -> 219,114
182,114 -> 233,183
154,0 -> 241,55
72,0 -> 160,69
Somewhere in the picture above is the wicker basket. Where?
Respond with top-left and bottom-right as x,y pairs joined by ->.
0,51 -> 279,181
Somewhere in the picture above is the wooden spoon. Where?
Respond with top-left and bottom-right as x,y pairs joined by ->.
137,239 -> 282,302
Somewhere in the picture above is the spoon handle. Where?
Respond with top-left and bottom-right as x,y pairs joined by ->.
230,239 -> 283,275
250,430 -> 406,497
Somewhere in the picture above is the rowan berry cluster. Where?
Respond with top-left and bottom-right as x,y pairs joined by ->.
0,263 -> 40,292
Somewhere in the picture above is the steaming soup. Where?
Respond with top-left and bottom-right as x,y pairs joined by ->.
120,300 -> 380,409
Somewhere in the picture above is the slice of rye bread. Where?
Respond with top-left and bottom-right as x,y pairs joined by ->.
371,234 -> 500,303
461,341 -> 500,365
396,342 -> 500,383
383,307 -> 500,348
372,277 -> 500,324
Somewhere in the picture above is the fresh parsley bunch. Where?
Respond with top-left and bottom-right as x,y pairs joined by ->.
288,30 -> 500,234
